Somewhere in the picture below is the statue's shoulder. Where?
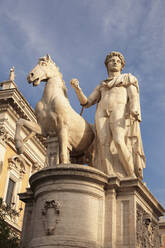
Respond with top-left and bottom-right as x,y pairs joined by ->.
98,80 -> 107,88
128,73 -> 138,82
123,73 -> 139,90
94,84 -> 102,91
123,73 -> 138,82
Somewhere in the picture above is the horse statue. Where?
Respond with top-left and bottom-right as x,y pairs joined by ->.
15,54 -> 95,165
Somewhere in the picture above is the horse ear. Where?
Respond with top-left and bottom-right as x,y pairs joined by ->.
46,54 -> 51,61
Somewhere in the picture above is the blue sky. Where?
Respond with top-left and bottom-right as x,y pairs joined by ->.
1,0 -> 165,206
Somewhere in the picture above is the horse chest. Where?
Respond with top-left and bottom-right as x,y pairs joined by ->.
35,101 -> 57,136
35,101 -> 52,123
35,101 -> 44,115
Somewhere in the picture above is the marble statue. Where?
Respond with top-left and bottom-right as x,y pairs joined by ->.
71,51 -> 145,178
9,66 -> 15,81
15,54 -> 95,164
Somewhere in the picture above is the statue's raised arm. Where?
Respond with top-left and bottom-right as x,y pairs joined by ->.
70,78 -> 101,108
70,79 -> 88,106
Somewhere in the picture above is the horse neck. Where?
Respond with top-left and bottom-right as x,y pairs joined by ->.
42,76 -> 66,103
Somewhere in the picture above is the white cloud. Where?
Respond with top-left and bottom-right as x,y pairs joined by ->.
5,12 -> 55,56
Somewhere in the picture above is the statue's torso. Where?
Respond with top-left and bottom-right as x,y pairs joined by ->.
97,86 -> 128,114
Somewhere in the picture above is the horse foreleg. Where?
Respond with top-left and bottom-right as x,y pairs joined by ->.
15,118 -> 42,154
58,122 -> 70,164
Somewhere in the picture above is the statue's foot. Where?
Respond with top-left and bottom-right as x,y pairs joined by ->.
137,168 -> 143,180
128,172 -> 136,179
109,172 -> 116,177
106,169 -> 116,177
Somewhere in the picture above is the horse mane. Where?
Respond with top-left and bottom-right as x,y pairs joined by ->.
56,69 -> 68,99
39,56 -> 68,98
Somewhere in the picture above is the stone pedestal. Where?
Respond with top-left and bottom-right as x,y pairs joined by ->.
104,177 -> 164,248
19,165 -> 164,248
20,165 -> 107,248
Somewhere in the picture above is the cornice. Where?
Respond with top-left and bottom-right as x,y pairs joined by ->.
0,124 -> 45,170
0,88 -> 46,149
119,178 -> 165,217
0,88 -> 35,121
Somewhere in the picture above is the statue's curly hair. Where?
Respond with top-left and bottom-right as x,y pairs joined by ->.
104,51 -> 125,70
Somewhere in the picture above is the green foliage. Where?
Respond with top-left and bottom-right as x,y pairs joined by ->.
0,198 -> 20,248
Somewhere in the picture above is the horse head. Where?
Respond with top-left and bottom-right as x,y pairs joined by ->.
27,54 -> 61,86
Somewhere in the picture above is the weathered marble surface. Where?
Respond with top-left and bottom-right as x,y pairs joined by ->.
15,55 -> 95,165
15,52 -> 145,179
20,164 -> 107,248
71,51 -> 145,179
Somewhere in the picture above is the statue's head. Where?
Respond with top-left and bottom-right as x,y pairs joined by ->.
104,51 -> 125,72
10,66 -> 15,72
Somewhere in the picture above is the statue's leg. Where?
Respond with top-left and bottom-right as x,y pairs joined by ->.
57,118 -> 70,164
95,116 -> 114,175
15,118 -> 42,154
110,121 -> 135,177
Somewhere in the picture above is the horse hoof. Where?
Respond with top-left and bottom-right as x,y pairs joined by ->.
16,147 -> 24,155
15,140 -> 24,154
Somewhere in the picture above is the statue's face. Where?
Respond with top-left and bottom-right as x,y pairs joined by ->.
107,55 -> 122,73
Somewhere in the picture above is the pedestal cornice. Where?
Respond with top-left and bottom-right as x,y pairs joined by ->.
119,177 -> 165,216
29,164 -> 108,190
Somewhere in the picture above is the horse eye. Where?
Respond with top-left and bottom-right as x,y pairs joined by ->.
41,62 -> 46,66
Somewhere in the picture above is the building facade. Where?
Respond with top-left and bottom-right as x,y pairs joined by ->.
160,218 -> 165,248
0,72 -> 45,233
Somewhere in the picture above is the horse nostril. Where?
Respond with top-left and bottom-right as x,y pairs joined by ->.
31,73 -> 34,77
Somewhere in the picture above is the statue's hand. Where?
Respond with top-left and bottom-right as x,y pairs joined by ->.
70,78 -> 80,90
130,109 -> 139,120
70,78 -> 87,105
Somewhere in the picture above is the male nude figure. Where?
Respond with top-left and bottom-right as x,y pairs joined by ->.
71,51 -> 145,177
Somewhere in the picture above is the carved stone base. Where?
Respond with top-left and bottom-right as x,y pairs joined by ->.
19,164 -> 107,248
19,165 -> 164,248
104,177 -> 164,248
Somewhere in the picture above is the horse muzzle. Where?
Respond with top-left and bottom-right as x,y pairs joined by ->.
27,74 -> 40,86
27,74 -> 32,83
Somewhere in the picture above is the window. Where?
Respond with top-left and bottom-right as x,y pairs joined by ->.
3,155 -> 26,210
5,178 -> 15,206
